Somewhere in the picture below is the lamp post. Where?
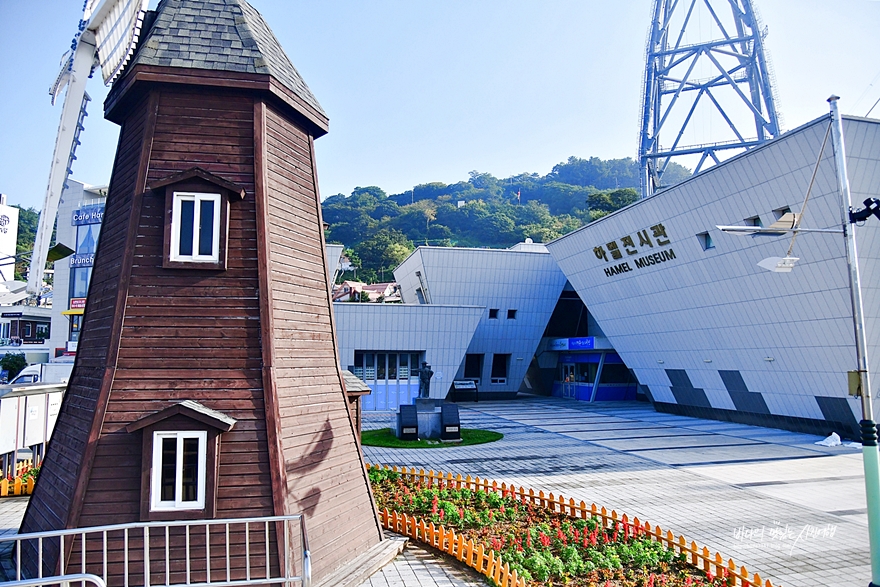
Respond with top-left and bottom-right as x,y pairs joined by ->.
828,95 -> 880,587
717,96 -> 880,586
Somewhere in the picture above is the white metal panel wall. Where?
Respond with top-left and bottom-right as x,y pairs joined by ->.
334,303 -> 483,409
0,397 -> 20,454
395,246 -> 568,394
548,115 -> 880,424
46,392 -> 62,441
24,395 -> 47,447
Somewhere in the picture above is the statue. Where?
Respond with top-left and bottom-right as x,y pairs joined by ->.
418,362 -> 434,398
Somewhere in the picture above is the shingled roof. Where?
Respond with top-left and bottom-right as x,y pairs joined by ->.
127,0 -> 324,117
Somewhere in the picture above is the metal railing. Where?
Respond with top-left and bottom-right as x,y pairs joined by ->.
2,515 -> 310,587
3,573 -> 106,587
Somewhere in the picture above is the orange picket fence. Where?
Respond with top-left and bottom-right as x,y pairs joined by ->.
382,506 -> 528,587
1,459 -> 38,498
367,463 -> 776,587
0,475 -> 35,498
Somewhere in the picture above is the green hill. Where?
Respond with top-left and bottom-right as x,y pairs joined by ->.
323,156 -> 690,283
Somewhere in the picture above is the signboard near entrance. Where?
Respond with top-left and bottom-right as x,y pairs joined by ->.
549,337 -> 595,351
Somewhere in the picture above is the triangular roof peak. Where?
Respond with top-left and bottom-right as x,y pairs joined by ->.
126,400 -> 237,433
147,166 -> 247,201
110,0 -> 328,134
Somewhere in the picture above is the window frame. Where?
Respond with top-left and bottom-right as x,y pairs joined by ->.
490,353 -> 510,385
169,191 -> 222,264
464,353 -> 483,382
150,430 -> 208,512
132,414 -> 225,522
697,231 -> 715,251
161,179 -> 233,271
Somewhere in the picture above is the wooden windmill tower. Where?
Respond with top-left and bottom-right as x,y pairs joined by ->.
20,0 -> 383,582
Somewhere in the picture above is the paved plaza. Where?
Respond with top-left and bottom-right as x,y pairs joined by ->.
360,395 -> 869,587
0,395 -> 870,586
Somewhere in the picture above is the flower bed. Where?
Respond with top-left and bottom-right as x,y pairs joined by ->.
368,465 -> 774,587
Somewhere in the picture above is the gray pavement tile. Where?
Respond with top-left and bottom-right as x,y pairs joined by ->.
593,434 -> 763,451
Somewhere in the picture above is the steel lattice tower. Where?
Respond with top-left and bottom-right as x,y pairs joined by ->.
639,0 -> 781,197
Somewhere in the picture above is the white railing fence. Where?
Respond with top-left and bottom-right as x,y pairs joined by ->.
3,573 -> 107,587
1,515 -> 310,587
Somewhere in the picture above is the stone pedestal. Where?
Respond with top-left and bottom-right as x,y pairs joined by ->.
414,398 -> 443,410
416,408 -> 442,439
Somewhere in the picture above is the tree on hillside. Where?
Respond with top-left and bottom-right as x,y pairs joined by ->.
588,188 -> 640,213
13,206 -> 44,281
353,229 -> 414,281
549,156 -> 691,190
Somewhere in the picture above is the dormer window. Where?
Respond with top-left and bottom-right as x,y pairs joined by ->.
170,192 -> 221,263
147,167 -> 246,271
126,400 -> 236,521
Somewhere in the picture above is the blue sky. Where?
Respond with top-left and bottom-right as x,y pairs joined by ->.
0,1 -> 878,210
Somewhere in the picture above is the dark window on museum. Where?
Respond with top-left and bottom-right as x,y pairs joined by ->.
745,216 -> 763,227
398,353 -> 408,379
387,354 -> 397,379
352,351 -> 421,382
488,309 -> 499,319
170,192 -> 221,263
377,353 -> 387,380
697,231 -> 714,251
464,354 -> 483,380
600,364 -> 635,384
490,353 -> 510,384
507,309 -> 517,319
772,206 -> 792,220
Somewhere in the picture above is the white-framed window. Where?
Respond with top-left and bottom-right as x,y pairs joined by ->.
170,192 -> 221,263
151,430 -> 207,511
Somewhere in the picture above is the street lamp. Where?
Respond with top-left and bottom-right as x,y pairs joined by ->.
717,96 -> 880,587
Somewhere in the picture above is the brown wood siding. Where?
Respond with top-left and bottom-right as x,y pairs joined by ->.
78,86 -> 273,531
24,70 -> 377,582
18,89 -> 156,577
262,103 -> 381,582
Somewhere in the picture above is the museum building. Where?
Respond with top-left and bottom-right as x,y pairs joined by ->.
547,113 -> 880,438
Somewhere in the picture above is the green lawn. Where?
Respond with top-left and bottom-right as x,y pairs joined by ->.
361,427 -> 503,449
